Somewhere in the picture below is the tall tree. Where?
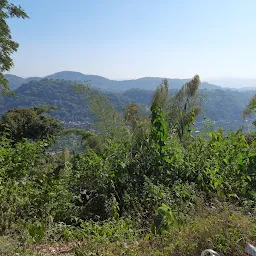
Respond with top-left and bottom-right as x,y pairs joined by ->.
150,75 -> 201,142
124,102 -> 140,131
150,79 -> 169,154
167,75 -> 201,140
0,1 -> 28,94
0,106 -> 63,142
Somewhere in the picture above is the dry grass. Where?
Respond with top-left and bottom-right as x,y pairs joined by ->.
74,206 -> 256,255
1,206 -> 255,255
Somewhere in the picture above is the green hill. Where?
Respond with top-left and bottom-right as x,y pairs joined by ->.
0,79 -> 131,125
5,71 -> 223,92
4,74 -> 27,91
1,78 -> 255,131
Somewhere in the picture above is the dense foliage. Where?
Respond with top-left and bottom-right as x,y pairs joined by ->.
0,79 -> 131,124
244,93 -> 256,126
0,105 -> 63,142
1,77 -> 256,255
0,1 -> 28,93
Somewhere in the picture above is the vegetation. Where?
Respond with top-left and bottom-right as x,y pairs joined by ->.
1,5 -> 256,253
0,105 -> 63,142
0,76 -> 256,255
0,78 -> 255,132
0,79 -> 132,124
244,93 -> 256,126
0,1 -> 28,94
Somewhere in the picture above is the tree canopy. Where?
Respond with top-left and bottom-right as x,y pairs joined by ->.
243,93 -> 256,126
150,76 -> 201,141
0,106 -> 63,142
0,1 -> 28,94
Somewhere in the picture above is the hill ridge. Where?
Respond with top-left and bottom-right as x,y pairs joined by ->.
5,71 -> 223,92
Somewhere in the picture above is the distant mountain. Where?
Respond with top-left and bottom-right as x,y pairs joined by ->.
117,77 -> 221,91
4,74 -> 41,91
208,78 -> 256,90
5,71 -> 223,92
4,74 -> 26,91
45,71 -> 107,83
200,82 -> 222,90
45,71 -> 122,91
1,79 -> 255,131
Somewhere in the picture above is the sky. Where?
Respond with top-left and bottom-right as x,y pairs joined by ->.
6,0 -> 256,83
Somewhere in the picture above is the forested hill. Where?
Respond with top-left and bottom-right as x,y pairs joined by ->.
4,74 -> 41,91
0,79 -> 255,131
5,71 -> 223,92
0,79 -> 131,124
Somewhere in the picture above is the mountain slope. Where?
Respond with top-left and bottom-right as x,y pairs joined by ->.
119,77 -> 220,90
0,79 -> 131,125
5,71 -> 223,92
4,74 -> 26,91
4,74 -> 41,90
1,79 -> 255,131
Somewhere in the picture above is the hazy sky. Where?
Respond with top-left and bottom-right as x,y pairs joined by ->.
7,0 -> 256,81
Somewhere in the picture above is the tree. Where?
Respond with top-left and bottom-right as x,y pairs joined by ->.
150,76 -> 201,142
150,79 -> 169,154
243,93 -> 256,126
0,1 -> 29,94
167,75 -> 201,140
124,101 -> 150,150
0,106 -> 63,142
74,83 -> 129,141
60,128 -> 105,154
124,102 -> 140,131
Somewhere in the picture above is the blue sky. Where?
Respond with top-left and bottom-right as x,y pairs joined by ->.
7,0 -> 256,81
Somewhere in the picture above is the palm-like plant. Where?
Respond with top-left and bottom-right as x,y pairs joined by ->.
150,75 -> 201,142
